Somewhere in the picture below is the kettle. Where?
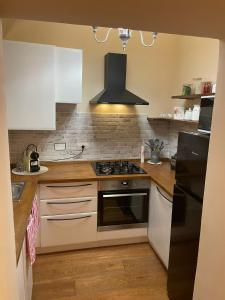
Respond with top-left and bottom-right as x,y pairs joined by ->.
23,144 -> 40,173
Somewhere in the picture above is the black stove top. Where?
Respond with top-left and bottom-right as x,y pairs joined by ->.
93,161 -> 146,176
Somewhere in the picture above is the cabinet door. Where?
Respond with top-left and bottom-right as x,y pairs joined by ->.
148,182 -> 172,268
17,247 -> 26,300
55,47 -> 82,103
17,239 -> 31,300
3,40 -> 55,130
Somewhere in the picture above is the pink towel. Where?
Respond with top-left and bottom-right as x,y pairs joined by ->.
26,196 -> 39,265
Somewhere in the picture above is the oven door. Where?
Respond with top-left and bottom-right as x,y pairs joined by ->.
98,189 -> 149,231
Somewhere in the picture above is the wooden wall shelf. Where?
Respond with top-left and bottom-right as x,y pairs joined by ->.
147,117 -> 198,125
171,93 -> 215,100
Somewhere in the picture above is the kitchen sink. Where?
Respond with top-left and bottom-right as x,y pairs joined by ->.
11,182 -> 25,201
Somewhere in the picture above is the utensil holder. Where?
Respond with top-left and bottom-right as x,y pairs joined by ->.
150,151 -> 160,164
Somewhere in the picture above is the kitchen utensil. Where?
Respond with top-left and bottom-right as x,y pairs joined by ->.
159,141 -> 164,151
154,139 -> 160,151
145,139 -> 155,151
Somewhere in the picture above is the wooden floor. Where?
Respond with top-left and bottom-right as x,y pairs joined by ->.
32,243 -> 169,300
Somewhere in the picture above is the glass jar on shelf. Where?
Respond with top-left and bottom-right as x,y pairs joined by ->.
192,78 -> 202,94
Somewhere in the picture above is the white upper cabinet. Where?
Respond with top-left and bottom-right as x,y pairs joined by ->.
55,47 -> 82,104
3,40 -> 56,130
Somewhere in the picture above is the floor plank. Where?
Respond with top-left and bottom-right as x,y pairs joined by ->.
32,243 -> 169,300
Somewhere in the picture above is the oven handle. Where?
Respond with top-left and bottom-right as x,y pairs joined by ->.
103,193 -> 148,198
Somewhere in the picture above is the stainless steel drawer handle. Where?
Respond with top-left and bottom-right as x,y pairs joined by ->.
103,193 -> 147,198
46,184 -> 92,188
46,199 -> 92,205
47,215 -> 92,221
156,186 -> 173,203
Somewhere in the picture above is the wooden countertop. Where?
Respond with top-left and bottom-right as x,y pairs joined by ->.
12,177 -> 38,264
12,160 -> 175,263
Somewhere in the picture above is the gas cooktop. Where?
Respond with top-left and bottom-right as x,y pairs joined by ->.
93,161 -> 146,176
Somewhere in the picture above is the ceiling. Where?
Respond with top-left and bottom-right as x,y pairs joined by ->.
0,0 -> 224,39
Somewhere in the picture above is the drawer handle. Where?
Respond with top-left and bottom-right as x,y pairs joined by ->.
156,186 -> 173,203
46,199 -> 92,205
45,184 -> 92,188
46,215 -> 92,221
103,193 -> 148,198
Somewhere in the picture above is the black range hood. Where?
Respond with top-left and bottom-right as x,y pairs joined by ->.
89,53 -> 149,105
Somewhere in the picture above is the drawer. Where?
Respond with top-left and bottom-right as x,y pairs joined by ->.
40,197 -> 97,216
40,182 -> 97,200
40,212 -> 97,247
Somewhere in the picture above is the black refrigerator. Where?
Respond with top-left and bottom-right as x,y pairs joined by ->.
167,132 -> 209,300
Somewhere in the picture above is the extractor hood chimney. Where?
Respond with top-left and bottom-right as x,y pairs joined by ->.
89,53 -> 149,105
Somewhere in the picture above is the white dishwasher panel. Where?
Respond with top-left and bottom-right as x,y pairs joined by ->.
148,182 -> 172,268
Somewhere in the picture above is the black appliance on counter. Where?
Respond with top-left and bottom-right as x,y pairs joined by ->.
93,161 -> 146,176
167,132 -> 209,300
97,179 -> 149,231
198,95 -> 214,134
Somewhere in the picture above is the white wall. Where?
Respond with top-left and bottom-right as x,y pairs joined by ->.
0,22 -> 18,300
172,36 -> 219,108
2,19 -> 219,117
193,40 -> 225,300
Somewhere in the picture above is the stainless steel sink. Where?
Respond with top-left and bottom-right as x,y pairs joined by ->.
11,182 -> 25,201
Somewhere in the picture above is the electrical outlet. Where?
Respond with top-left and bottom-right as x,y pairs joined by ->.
54,143 -> 66,151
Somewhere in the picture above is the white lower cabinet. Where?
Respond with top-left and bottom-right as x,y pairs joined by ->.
16,239 -> 33,300
41,212 -> 97,247
148,182 -> 173,269
17,246 -> 26,300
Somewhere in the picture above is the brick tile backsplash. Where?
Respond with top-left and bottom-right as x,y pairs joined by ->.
8,105 -> 197,163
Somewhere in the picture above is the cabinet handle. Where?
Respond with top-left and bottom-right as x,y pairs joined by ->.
46,183 -> 92,188
46,199 -> 92,205
156,186 -> 173,203
46,215 -> 92,221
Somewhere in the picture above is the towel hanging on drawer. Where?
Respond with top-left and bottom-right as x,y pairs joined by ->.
26,196 -> 39,265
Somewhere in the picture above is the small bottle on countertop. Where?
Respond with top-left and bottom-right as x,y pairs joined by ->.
141,145 -> 145,163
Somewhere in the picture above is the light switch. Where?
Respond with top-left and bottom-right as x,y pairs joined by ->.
54,143 -> 66,151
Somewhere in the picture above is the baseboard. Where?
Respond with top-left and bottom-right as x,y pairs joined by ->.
36,235 -> 148,255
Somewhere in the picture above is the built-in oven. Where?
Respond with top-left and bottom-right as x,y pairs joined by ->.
97,180 -> 149,231
198,95 -> 214,134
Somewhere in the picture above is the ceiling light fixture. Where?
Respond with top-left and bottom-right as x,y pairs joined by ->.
92,26 -> 158,51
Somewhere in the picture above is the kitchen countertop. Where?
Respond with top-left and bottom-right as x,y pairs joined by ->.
12,160 -> 175,263
12,177 -> 38,264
